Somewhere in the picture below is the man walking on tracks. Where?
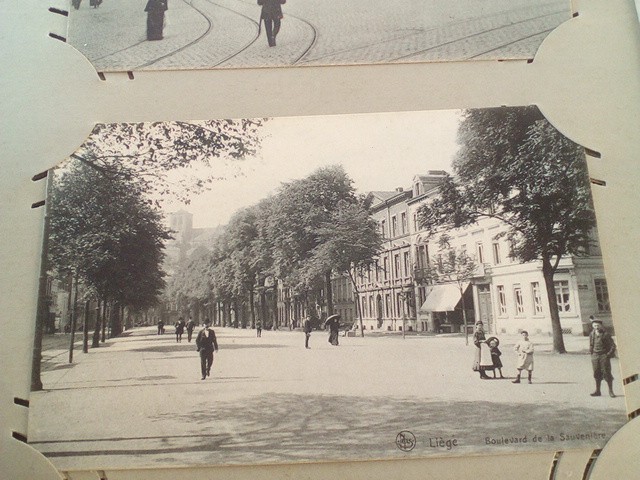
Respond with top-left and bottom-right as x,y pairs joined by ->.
589,317 -> 617,397
258,0 -> 285,47
196,319 -> 218,380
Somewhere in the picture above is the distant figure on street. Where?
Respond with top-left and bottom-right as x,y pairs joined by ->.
186,317 -> 196,342
175,317 -> 185,343
89,0 -> 102,8
303,316 -> 312,349
195,319 -> 218,380
325,314 -> 340,346
589,317 -> 617,397
512,331 -> 534,384
72,0 -> 81,10
256,321 -> 262,337
145,0 -> 168,41
157,319 -> 164,335
472,321 -> 492,379
258,0 -> 285,47
487,336 -> 504,379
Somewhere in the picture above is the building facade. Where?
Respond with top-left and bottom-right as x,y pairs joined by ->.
354,172 -> 613,336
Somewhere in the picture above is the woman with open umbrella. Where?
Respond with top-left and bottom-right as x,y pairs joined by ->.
325,314 -> 340,346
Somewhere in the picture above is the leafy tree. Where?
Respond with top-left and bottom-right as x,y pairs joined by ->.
266,165 -> 361,316
418,106 -> 596,353
307,200 -> 383,335
72,119 -> 266,202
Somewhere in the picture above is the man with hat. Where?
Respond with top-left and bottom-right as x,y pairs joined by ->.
589,316 -> 616,397
195,319 -> 218,381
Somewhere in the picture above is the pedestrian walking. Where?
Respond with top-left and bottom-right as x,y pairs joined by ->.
186,317 -> 196,342
144,0 -> 168,41
512,331 -> 534,384
175,317 -> 185,343
72,0 -> 82,10
589,317 -> 616,397
195,319 -> 218,380
487,337 -> 504,379
472,321 -> 492,379
157,319 -> 164,335
258,0 -> 285,47
325,314 -> 340,346
89,0 -> 102,8
303,316 -> 312,349
256,320 -> 262,337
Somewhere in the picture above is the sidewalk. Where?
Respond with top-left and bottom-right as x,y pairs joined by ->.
28,325 -> 627,471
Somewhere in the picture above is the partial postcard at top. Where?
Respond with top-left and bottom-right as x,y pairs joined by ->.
67,0 -> 572,71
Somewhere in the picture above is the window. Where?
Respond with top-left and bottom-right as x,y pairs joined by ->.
531,282 -> 543,314
497,285 -> 507,315
514,286 -> 524,315
383,257 -> 389,280
476,242 -> 485,264
492,242 -> 501,265
401,212 -> 407,234
594,279 -> 611,313
394,254 -> 401,278
396,294 -> 402,317
369,296 -> 374,317
417,245 -> 429,269
403,251 -> 410,277
375,261 -> 380,282
391,216 -> 397,237
362,297 -> 368,317
554,280 -> 571,312
413,213 -> 418,232
380,220 -> 386,239
385,294 -> 391,317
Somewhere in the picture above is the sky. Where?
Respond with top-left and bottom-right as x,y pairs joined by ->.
163,109 -> 463,228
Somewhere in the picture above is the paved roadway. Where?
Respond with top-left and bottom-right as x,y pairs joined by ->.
66,0 -> 571,71
29,326 -> 626,471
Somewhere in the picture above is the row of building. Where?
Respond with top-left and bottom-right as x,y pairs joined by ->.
165,170 -> 612,337
322,171 -> 612,336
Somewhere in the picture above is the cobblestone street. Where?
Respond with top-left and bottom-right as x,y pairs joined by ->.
29,326 -> 627,471
66,0 -> 571,71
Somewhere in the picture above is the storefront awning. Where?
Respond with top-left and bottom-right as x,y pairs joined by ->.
419,283 -> 470,312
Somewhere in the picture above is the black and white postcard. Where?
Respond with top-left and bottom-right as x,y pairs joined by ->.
28,107 -> 627,472
66,0 -> 572,71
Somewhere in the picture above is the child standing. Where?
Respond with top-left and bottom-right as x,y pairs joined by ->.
512,330 -> 534,384
487,337 -> 504,379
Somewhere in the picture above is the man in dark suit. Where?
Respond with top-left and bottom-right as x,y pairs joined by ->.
258,0 -> 285,47
195,319 -> 218,381
589,317 -> 616,397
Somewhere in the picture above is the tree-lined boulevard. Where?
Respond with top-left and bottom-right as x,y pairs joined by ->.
29,326 -> 626,470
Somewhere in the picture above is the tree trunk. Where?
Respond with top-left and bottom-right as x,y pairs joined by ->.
348,269 -> 365,337
92,299 -> 102,347
260,288 -> 267,328
542,256 -> 566,353
325,270 -> 334,317
68,275 -> 79,363
82,299 -> 90,353
249,288 -> 256,329
110,301 -> 122,337
31,170 -> 54,391
272,283 -> 278,330
101,302 -> 108,342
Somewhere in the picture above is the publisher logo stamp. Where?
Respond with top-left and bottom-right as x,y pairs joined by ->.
396,431 -> 416,451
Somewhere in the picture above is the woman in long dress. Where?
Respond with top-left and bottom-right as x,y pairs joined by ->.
145,0 -> 168,41
473,321 -> 493,379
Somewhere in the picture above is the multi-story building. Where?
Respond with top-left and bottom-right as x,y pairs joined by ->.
355,171 -> 613,336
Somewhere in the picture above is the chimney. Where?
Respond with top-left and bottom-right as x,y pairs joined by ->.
395,187 -> 404,192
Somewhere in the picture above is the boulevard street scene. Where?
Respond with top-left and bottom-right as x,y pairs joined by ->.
28,107 -> 627,471
66,0 -> 571,71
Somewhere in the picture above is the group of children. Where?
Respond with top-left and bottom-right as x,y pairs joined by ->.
474,321 -> 534,383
